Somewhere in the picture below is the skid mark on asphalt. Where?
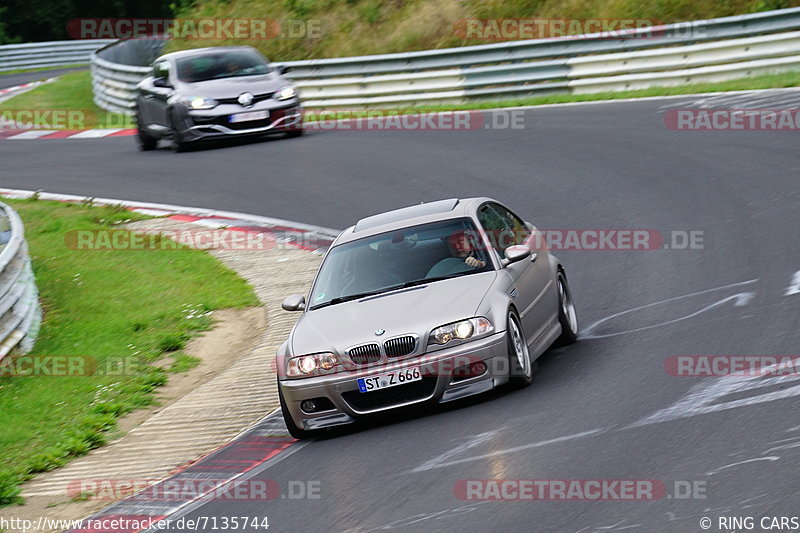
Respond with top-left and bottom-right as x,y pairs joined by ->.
401,428 -> 608,473
627,359 -> 800,428
579,279 -> 757,339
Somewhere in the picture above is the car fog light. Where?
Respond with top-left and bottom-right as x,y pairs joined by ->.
301,400 -> 316,413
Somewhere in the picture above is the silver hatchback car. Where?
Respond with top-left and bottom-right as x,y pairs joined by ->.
277,198 -> 578,438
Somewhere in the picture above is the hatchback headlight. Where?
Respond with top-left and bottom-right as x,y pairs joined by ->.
429,317 -> 494,345
180,96 -> 218,110
286,352 -> 340,377
276,85 -> 297,101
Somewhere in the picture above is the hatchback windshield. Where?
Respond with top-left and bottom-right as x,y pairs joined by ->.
309,219 -> 492,310
176,50 -> 271,83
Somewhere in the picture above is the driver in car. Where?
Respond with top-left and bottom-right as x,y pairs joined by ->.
426,230 -> 486,277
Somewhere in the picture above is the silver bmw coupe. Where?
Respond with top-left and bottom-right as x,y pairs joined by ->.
276,198 -> 578,438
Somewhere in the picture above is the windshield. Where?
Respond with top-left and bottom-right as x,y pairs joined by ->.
309,218 -> 492,310
176,50 -> 271,83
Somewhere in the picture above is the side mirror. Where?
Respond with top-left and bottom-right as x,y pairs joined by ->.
281,294 -> 306,311
502,245 -> 532,266
153,77 -> 172,89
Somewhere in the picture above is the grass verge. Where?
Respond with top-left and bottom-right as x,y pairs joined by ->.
0,71 -> 132,129
0,198 -> 259,506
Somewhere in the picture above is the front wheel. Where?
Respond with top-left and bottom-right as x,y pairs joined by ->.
170,112 -> 188,153
278,383 -> 314,439
556,270 -> 578,345
507,310 -> 533,388
135,111 -> 157,151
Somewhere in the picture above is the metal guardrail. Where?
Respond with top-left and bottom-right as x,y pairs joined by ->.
89,7 -> 800,113
0,40 -> 114,72
0,202 -> 41,361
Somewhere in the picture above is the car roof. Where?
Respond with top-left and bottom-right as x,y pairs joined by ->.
156,46 -> 262,62
333,197 -> 494,246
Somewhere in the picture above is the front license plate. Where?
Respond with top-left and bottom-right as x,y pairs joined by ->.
358,367 -> 422,393
230,110 -> 269,123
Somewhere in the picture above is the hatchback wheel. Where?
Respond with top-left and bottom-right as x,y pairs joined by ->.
136,112 -> 157,151
170,112 -> 187,153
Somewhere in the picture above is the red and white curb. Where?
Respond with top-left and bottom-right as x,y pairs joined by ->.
0,128 -> 135,140
0,187 -> 339,254
0,78 -> 54,96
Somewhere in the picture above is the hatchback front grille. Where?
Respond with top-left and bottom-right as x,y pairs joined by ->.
348,343 -> 381,365
384,335 -> 416,358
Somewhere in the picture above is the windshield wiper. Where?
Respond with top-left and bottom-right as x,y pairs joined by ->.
309,276 -> 461,310
399,275 -> 458,288
309,290 -> 386,310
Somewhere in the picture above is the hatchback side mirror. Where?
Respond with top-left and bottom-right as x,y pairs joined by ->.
502,245 -> 532,266
282,294 -> 306,311
153,77 -> 172,89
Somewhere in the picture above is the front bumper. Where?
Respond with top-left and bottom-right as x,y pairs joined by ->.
279,331 -> 508,431
176,99 -> 303,141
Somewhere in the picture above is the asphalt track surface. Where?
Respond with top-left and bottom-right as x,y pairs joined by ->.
2,92 -> 799,532
0,67 -> 87,90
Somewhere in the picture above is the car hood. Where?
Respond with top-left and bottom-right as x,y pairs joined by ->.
290,271 -> 498,355
178,73 -> 285,98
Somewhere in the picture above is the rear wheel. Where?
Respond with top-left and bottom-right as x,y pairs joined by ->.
279,382 -> 314,439
507,310 -> 533,388
556,270 -> 578,345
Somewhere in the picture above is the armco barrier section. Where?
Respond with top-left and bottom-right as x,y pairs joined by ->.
0,202 -> 41,360
88,7 -> 800,113
0,40 -> 114,72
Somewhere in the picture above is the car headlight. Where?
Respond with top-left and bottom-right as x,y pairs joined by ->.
286,352 -> 340,377
276,86 -> 297,101
180,96 -> 218,110
429,317 -> 494,345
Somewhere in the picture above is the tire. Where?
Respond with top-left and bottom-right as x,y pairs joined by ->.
169,111 -> 187,153
279,382 -> 314,439
507,309 -> 533,388
556,270 -> 579,345
135,112 -> 157,151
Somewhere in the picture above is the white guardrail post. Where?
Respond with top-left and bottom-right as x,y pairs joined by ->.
84,7 -> 800,113
0,202 -> 42,360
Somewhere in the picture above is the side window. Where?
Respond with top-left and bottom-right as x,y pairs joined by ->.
478,204 -> 510,256
492,204 -> 530,247
478,203 -> 529,257
153,61 -> 170,80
